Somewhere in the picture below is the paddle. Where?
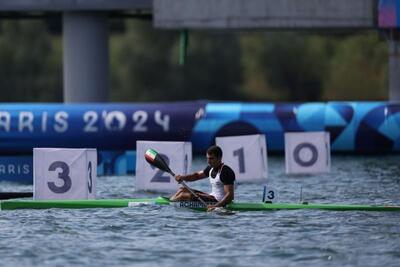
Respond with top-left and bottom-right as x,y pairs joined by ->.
0,192 -> 33,200
144,148 -> 209,207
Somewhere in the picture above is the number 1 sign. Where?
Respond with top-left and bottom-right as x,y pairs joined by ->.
136,141 -> 192,192
216,134 -> 268,183
33,148 -> 97,200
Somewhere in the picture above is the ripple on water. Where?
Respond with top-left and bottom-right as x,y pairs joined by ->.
1,155 -> 400,267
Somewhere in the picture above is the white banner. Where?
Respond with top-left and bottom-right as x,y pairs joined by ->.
285,132 -> 330,174
136,141 -> 192,192
34,148 -> 97,200
216,134 -> 268,183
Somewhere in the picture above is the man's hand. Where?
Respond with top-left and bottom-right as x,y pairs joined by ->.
207,204 -> 218,212
175,175 -> 185,183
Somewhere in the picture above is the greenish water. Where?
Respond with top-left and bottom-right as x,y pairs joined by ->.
1,155 -> 400,267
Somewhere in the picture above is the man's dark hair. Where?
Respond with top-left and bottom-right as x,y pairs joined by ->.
207,145 -> 223,158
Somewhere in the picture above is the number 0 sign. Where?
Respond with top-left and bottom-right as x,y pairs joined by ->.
285,132 -> 330,174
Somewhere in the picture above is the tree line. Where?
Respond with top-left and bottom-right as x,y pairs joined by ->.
0,19 -> 389,103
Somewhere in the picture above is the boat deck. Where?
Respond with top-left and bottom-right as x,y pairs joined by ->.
1,197 -> 400,211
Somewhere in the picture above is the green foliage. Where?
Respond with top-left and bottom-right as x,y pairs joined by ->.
240,32 -> 329,101
0,20 -> 62,102
110,21 -> 388,102
0,19 -> 390,102
322,33 -> 388,100
110,20 -> 178,101
110,20 -> 243,102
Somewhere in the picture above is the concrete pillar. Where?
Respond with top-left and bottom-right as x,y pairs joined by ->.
389,30 -> 400,101
63,12 -> 109,102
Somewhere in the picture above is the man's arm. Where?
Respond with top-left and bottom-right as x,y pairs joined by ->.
207,165 -> 235,211
211,184 -> 234,208
175,171 -> 207,182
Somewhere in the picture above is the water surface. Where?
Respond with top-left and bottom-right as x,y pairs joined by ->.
1,155 -> 400,267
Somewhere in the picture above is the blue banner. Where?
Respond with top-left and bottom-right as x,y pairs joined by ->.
379,0 -> 400,28
1,101 -> 400,182
192,102 -> 400,153
0,102 -> 203,153
0,101 -> 400,154
0,156 -> 32,183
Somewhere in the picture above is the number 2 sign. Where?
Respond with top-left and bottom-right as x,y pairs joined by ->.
135,141 -> 192,192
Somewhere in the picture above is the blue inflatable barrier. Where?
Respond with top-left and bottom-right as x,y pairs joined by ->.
97,150 -> 136,176
192,101 -> 400,153
0,156 -> 32,183
0,102 -> 202,153
0,101 -> 399,153
1,101 -> 400,182
0,152 -> 136,183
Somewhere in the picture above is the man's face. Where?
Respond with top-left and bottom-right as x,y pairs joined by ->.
206,153 -> 221,168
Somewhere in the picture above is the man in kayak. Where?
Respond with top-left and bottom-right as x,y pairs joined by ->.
170,145 -> 235,211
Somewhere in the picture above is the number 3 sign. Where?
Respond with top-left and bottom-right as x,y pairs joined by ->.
33,148 -> 97,200
136,141 -> 192,192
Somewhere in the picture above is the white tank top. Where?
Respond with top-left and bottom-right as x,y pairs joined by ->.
209,165 -> 225,201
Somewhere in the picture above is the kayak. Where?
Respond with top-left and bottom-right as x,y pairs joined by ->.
1,196 -> 400,212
